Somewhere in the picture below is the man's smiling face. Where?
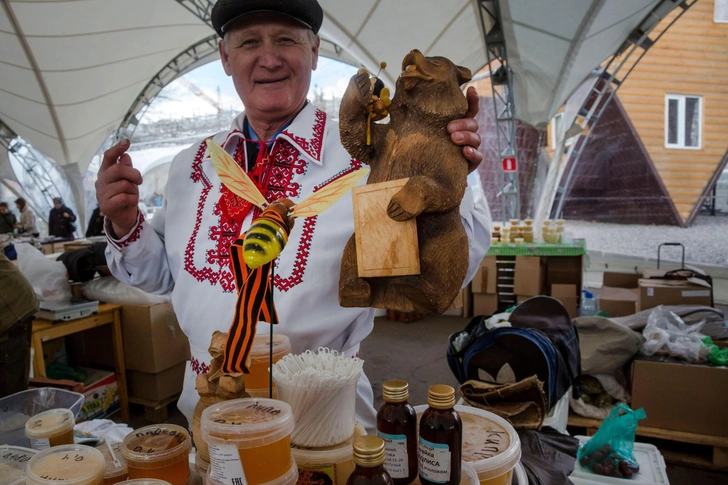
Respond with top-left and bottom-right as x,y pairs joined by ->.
220,13 -> 319,127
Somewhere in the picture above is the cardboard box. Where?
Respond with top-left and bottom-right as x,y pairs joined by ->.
631,357 -> 728,437
127,362 -> 186,402
121,303 -> 191,373
546,256 -> 582,289
513,256 -> 545,296
600,272 -> 641,317
78,367 -> 119,422
638,278 -> 712,312
551,284 -> 578,318
472,256 -> 497,294
473,293 -> 499,316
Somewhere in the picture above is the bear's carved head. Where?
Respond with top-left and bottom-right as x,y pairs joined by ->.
393,49 -> 472,121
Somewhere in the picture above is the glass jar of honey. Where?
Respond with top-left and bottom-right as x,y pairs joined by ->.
246,334 -> 292,398
26,444 -> 106,485
201,398 -> 296,485
25,408 -> 75,450
121,424 -> 191,485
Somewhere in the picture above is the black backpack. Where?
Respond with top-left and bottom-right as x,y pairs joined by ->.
447,296 -> 581,410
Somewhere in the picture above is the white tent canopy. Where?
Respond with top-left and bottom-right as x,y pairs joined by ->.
1,0 -> 677,195
0,0 -> 211,172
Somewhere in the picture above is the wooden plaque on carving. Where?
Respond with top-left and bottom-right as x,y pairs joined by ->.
352,178 -> 420,278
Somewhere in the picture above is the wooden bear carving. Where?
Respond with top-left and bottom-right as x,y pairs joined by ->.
339,49 -> 472,313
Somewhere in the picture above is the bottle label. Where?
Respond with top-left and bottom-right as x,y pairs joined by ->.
418,437 -> 451,484
377,431 -> 409,478
29,438 -> 51,451
208,442 -> 247,485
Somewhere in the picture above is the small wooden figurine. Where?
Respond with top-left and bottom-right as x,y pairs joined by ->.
339,49 -> 472,313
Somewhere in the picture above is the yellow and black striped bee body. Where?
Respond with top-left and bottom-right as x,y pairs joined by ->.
242,200 -> 295,269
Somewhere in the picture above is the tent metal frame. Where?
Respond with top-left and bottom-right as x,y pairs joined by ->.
0,118 -> 62,224
478,0 -> 520,222
552,0 -> 698,218
119,34 -> 221,138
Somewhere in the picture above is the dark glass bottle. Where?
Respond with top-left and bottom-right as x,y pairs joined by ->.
418,385 -> 462,485
376,380 -> 417,485
347,436 -> 395,485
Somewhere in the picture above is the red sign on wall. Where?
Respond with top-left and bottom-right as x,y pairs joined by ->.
502,157 -> 518,172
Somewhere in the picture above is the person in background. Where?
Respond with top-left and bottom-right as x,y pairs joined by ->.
14,197 -> 39,237
0,252 -> 38,397
86,206 -> 106,237
48,197 -> 76,239
0,202 -> 17,234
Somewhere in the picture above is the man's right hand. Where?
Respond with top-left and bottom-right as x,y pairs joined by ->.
95,139 -> 143,238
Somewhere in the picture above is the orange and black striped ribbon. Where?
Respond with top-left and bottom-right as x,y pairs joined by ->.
222,232 -> 280,374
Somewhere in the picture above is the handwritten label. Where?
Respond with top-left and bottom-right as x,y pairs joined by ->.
378,431 -> 409,479
1,450 -> 33,464
418,437 -> 450,484
29,438 -> 50,451
472,431 -> 505,460
208,443 -> 247,485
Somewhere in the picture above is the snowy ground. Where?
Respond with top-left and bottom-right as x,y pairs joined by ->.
567,215 -> 728,267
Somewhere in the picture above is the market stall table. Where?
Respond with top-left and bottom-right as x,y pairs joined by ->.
31,303 -> 129,421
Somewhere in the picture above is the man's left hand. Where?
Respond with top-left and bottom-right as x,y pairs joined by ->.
63,212 -> 70,218
448,86 -> 483,174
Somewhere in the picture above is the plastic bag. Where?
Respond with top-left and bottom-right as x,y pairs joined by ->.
577,404 -> 646,479
641,306 -> 709,363
15,242 -> 71,300
82,275 -> 169,305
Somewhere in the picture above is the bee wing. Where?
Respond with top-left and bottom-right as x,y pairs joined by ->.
206,139 -> 267,208
292,167 -> 370,218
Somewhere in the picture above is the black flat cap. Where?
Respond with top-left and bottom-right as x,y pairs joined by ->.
211,0 -> 324,37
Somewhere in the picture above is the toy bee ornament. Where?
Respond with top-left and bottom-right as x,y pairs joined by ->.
206,140 -> 369,374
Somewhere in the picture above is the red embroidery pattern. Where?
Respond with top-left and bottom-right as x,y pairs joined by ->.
184,138 -> 309,292
191,357 -> 210,375
281,108 -> 326,161
107,212 -> 145,250
273,157 -> 363,292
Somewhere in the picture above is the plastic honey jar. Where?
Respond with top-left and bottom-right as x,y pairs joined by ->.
121,425 -> 191,485
292,423 -> 366,485
97,441 -> 129,485
201,398 -> 296,485
194,454 -> 209,485
0,445 -> 37,485
246,334 -> 292,398
25,444 -> 106,485
25,408 -> 75,450
116,480 -> 171,485
414,406 -> 521,485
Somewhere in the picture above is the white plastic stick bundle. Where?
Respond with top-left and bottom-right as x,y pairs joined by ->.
272,347 -> 363,447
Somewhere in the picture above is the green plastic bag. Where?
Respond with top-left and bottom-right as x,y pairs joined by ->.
577,404 -> 646,479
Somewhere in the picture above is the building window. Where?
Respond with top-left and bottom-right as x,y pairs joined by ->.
715,0 -> 728,23
665,95 -> 702,149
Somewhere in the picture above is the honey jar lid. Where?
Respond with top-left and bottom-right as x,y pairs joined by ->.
200,398 -> 295,450
24,408 -> 75,439
352,436 -> 385,467
116,481 -> 171,485
120,424 -> 191,469
0,445 -> 37,485
25,445 -> 106,485
382,380 -> 409,403
97,441 -> 127,480
427,385 -> 456,410
250,334 -> 292,360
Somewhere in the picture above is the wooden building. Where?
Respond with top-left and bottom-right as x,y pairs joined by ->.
472,0 -> 728,226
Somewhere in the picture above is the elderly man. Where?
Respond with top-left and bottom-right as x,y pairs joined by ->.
97,0 -> 491,429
